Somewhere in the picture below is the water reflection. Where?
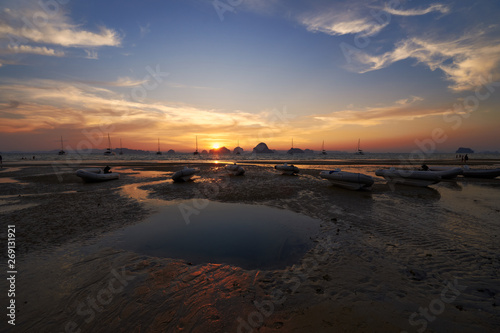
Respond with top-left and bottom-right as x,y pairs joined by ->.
94,200 -> 321,270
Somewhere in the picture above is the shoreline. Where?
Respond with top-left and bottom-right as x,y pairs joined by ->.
2,157 -> 500,168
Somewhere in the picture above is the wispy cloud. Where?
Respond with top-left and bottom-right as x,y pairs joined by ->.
0,78 -> 275,138
6,44 -> 64,57
79,77 -> 149,87
384,3 -> 450,16
311,96 -> 448,127
166,82 -> 211,90
298,2 -> 450,38
349,31 -> 500,91
301,13 -> 387,37
0,9 -> 121,47
0,1 -> 121,64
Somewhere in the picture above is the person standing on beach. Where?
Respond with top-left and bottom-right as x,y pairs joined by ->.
464,154 -> 469,164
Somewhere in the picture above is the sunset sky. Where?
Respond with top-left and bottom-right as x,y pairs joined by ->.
1,0 -> 499,153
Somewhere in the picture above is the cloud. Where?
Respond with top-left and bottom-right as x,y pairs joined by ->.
166,82 -> 211,90
80,77 -> 149,87
0,16 -> 121,48
349,31 -> 500,91
0,78 -> 276,137
0,1 -> 121,64
384,3 -> 450,16
299,2 -> 450,38
311,96 -> 448,127
301,14 -> 388,37
6,44 -> 64,56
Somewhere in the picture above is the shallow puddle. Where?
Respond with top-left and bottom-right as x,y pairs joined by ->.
93,199 -> 321,270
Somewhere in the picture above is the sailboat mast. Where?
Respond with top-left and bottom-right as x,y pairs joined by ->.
193,135 -> 199,155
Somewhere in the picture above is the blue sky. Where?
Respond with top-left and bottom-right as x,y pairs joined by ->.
1,0 -> 500,152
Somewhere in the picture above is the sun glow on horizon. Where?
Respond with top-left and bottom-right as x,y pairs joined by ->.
212,143 -> 220,149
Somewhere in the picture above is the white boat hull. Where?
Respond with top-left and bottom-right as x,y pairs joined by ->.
172,168 -> 200,182
275,163 -> 299,175
375,169 -> 441,187
320,170 -> 374,190
76,168 -> 119,182
226,164 -> 245,176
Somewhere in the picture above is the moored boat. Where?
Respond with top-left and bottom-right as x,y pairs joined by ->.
76,168 -> 119,182
274,163 -> 299,175
58,136 -> 66,155
172,167 -> 200,182
103,133 -> 115,156
320,169 -> 373,190
226,163 -> 245,176
375,168 -> 441,187
462,166 -> 500,179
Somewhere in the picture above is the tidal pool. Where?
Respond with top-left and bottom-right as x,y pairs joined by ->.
98,200 -> 321,270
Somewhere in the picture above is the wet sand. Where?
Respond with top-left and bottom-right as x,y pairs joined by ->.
1,160 -> 500,332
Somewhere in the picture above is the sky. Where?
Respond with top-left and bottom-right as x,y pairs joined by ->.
0,0 -> 499,153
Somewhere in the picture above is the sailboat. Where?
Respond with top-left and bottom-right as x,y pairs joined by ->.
288,138 -> 294,155
119,139 -> 123,155
355,139 -> 364,155
156,138 -> 162,155
58,136 -> 66,155
235,140 -> 241,155
104,133 -> 115,156
321,140 -> 327,155
193,136 -> 199,155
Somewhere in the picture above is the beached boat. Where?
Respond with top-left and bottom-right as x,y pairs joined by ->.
462,166 -> 500,179
172,167 -> 200,182
375,168 -> 441,187
76,168 -> 119,182
427,166 -> 463,179
320,170 -> 373,190
226,163 -> 245,176
275,163 -> 299,175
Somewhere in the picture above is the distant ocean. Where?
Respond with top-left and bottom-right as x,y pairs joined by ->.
1,152 -> 499,163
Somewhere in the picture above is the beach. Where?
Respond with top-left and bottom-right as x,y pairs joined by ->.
1,159 -> 500,332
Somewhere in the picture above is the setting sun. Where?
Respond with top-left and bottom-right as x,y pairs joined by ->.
212,144 -> 220,149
